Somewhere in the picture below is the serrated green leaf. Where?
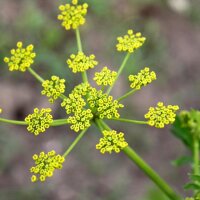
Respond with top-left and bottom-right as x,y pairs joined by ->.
184,182 -> 200,190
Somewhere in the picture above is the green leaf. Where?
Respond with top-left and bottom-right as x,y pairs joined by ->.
171,156 -> 193,167
184,182 -> 200,190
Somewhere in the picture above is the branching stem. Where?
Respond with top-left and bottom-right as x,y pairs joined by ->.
109,117 -> 148,125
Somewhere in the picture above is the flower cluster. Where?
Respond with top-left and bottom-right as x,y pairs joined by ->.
93,66 -> 117,86
41,76 -> 66,103
30,151 -> 65,182
68,109 -> 93,132
72,83 -> 92,96
25,108 -> 53,135
144,102 -> 179,128
67,52 -> 98,73
57,0 -> 88,30
61,93 -> 86,114
128,67 -> 156,90
116,30 -> 146,53
4,42 -> 36,72
87,88 -> 124,119
96,130 -> 128,154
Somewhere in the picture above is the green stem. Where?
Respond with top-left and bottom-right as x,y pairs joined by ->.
28,68 -> 44,83
193,137 -> 199,175
96,119 -> 180,200
51,119 -> 69,126
62,128 -> 88,158
106,53 -> 131,95
0,118 -> 27,125
75,28 -> 88,83
109,117 -> 148,125
117,89 -> 137,102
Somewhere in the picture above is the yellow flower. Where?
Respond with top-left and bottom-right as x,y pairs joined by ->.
129,67 -> 156,90
72,83 -> 93,96
58,0 -> 88,30
25,108 -> 53,135
93,66 -> 117,86
67,52 -> 98,73
116,30 -> 146,53
30,150 -> 65,182
41,76 -> 66,103
96,130 -> 128,154
4,41 -> 36,72
145,102 -> 179,128
0,108 -> 2,114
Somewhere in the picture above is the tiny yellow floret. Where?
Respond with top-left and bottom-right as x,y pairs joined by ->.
93,66 -> 117,86
30,150 -> 65,182
58,0 -> 88,30
41,76 -> 66,103
96,130 -> 128,154
67,52 -> 98,73
144,102 -> 179,128
129,67 -> 156,90
25,108 -> 53,135
116,29 -> 146,53
4,41 -> 36,72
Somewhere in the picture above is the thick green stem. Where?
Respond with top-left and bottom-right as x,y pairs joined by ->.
75,28 -> 88,83
96,119 -> 181,200
62,128 -> 88,158
106,53 -> 131,95
193,137 -> 199,175
0,118 -> 27,125
109,117 -> 148,125
117,89 -> 137,102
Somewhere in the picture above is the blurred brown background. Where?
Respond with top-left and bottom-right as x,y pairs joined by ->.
0,0 -> 200,199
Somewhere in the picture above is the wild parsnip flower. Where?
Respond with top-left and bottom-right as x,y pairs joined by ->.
4,41 -> 36,72
68,109 -> 93,132
0,108 -> 2,114
67,52 -> 98,73
96,130 -> 128,154
72,83 -> 92,96
41,76 -> 66,103
25,108 -> 53,135
116,30 -> 146,53
88,89 -> 124,119
129,67 -> 156,90
58,0 -> 88,30
144,102 -> 179,128
61,93 -> 86,114
93,66 -> 117,86
30,150 -> 65,182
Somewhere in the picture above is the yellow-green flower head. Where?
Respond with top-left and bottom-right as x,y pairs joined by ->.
4,41 -> 36,72
61,93 -> 86,114
72,82 -> 93,96
58,0 -> 88,30
30,150 -> 65,182
68,109 -> 93,132
128,67 -> 156,90
96,130 -> 128,154
87,89 -> 124,119
41,76 -> 66,103
144,102 -> 179,128
67,52 -> 98,73
25,108 -> 53,135
0,108 -> 2,114
116,30 -> 146,53
93,66 -> 117,86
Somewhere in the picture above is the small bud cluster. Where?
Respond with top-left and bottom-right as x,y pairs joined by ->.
87,89 -> 124,119
145,102 -> 179,128
30,151 -> 65,182
71,83 -> 92,96
67,52 -> 98,73
58,0 -> 88,30
68,109 -> 93,132
129,67 -> 156,90
25,108 -> 53,135
4,42 -> 36,72
116,30 -> 146,53
41,76 -> 66,103
96,130 -> 128,154
93,66 -> 117,86
61,93 -> 86,114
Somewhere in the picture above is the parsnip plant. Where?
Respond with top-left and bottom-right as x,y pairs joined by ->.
1,0 -> 198,199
